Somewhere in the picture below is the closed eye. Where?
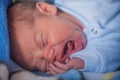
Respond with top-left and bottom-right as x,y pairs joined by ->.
35,32 -> 47,49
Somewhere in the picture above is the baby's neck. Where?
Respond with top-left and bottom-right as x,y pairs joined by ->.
57,9 -> 84,30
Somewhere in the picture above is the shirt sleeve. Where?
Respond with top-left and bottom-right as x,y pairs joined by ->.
70,41 -> 120,72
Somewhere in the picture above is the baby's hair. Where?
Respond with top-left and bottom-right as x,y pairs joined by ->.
7,1 -> 39,24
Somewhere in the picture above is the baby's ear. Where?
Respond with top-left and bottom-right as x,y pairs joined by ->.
35,2 -> 57,15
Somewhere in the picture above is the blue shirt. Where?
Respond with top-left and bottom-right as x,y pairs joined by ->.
52,0 -> 120,72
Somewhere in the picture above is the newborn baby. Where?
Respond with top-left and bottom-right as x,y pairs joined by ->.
8,1 -> 86,75
8,0 -> 120,75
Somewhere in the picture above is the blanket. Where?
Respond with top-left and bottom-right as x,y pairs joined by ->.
0,62 -> 120,80
0,0 -> 10,66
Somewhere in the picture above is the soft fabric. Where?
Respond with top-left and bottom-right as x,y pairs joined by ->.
0,0 -> 21,72
10,71 -> 58,80
10,69 -> 120,80
34,69 -> 82,80
0,62 -> 9,80
56,69 -> 82,80
83,71 -> 120,80
53,0 -> 120,72
0,63 -> 119,80
0,0 -> 11,66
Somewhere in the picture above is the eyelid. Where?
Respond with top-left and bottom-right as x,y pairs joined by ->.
40,33 -> 47,49
35,32 -> 46,49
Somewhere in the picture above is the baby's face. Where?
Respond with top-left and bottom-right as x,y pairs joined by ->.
11,15 -> 86,72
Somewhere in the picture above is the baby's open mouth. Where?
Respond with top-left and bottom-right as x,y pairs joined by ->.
63,41 -> 75,55
62,39 -> 83,62
62,41 -> 75,61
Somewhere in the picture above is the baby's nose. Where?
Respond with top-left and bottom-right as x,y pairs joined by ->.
43,48 -> 55,63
